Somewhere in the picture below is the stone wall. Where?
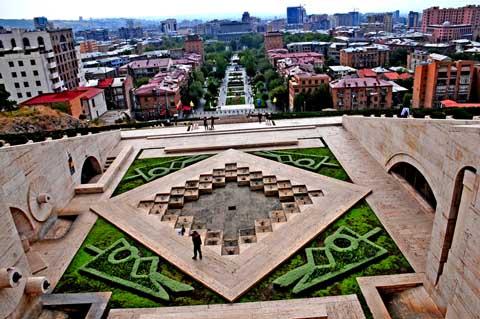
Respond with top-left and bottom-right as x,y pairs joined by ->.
343,116 -> 480,318
0,130 -> 120,318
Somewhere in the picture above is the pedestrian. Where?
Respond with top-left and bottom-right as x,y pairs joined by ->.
210,116 -> 215,130
181,225 -> 186,236
257,112 -> 262,124
191,231 -> 202,260
203,116 -> 208,130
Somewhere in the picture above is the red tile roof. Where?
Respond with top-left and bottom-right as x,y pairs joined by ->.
22,90 -> 86,105
357,69 -> 377,78
382,72 -> 401,80
77,87 -> 104,99
97,78 -> 114,88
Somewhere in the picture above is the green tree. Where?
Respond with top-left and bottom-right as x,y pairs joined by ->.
403,93 -> 413,107
389,48 -> 408,67
269,83 -> 289,111
192,70 -> 205,83
0,85 -> 16,111
294,93 -> 306,112
135,77 -> 151,88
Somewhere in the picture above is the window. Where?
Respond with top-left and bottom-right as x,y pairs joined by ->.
0,40 -> 3,49
21,71 -> 26,77
24,82 -> 29,87
33,70 -> 39,76
30,60 -> 36,66
8,61 -> 14,67
17,93 -> 22,98
36,80 -> 41,86
92,99 -> 96,107
38,91 -> 43,95
37,36 -> 45,46
0,73 -> 2,79
11,72 -> 17,78
11,38 -> 17,48
23,38 -> 30,48
26,92 -> 31,98
18,61 -> 24,67
14,82 -> 20,88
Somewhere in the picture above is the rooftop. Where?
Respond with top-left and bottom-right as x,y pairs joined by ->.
330,77 -> 392,89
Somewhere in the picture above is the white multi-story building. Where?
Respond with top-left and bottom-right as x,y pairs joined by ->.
0,28 -> 80,103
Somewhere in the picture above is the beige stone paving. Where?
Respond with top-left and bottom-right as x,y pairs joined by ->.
92,149 -> 370,302
107,295 -> 365,319
322,127 -> 434,273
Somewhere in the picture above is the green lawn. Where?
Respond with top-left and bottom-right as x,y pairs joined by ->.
56,148 -> 412,317
112,153 -> 212,196
226,96 -> 246,105
54,218 -> 226,308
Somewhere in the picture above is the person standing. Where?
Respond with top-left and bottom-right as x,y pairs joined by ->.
257,112 -> 262,124
191,231 -> 202,260
203,116 -> 208,130
210,116 -> 215,130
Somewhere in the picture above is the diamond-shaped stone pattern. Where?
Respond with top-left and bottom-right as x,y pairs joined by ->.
137,163 -> 324,256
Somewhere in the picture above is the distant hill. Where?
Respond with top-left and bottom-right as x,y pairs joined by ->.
0,106 -> 86,134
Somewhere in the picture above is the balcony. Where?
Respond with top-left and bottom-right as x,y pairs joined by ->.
46,51 -> 55,58
49,72 -> 60,80
52,80 -> 64,89
47,61 -> 57,69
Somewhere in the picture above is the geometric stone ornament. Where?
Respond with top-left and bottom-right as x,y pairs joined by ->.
91,149 -> 371,302
28,175 -> 54,222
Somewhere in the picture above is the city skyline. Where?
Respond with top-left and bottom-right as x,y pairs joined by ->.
0,0 -> 475,20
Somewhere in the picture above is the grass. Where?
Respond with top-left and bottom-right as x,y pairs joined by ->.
226,96 -> 246,105
56,147 -> 412,316
54,218 -> 226,308
112,153 -> 211,196
0,107 -> 38,118
253,148 -> 350,182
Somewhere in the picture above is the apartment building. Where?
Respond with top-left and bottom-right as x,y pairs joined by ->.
126,58 -> 172,79
329,77 -> 393,110
0,28 -> 79,103
264,32 -> 284,51
421,5 -> 480,38
288,72 -> 330,110
340,45 -> 390,69
184,35 -> 204,60
427,22 -> 473,42
134,67 -> 189,116
412,60 -> 475,108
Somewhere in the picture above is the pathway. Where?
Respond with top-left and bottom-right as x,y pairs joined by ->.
322,127 -> 434,273
107,295 -> 365,319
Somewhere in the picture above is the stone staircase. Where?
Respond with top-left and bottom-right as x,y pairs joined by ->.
103,156 -> 116,172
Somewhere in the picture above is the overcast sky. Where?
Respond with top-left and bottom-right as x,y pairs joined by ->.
0,0 -> 475,20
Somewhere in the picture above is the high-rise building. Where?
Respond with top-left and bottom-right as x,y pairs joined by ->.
421,5 -> 480,39
0,28 -> 80,103
333,11 -> 359,27
287,6 -> 307,25
366,13 -> 393,33
407,11 -> 420,29
242,12 -> 251,24
412,60 -> 475,108
161,19 -> 178,35
33,17 -> 48,31
75,29 -> 109,42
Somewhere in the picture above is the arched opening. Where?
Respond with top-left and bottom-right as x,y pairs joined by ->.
81,156 -> 102,184
37,36 -> 45,46
10,38 -> 17,48
60,35 -> 67,43
10,207 -> 35,244
436,167 -> 477,284
23,37 -> 30,48
0,40 -> 3,49
390,162 -> 437,209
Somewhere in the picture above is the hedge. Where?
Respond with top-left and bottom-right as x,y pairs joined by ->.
273,226 -> 387,293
